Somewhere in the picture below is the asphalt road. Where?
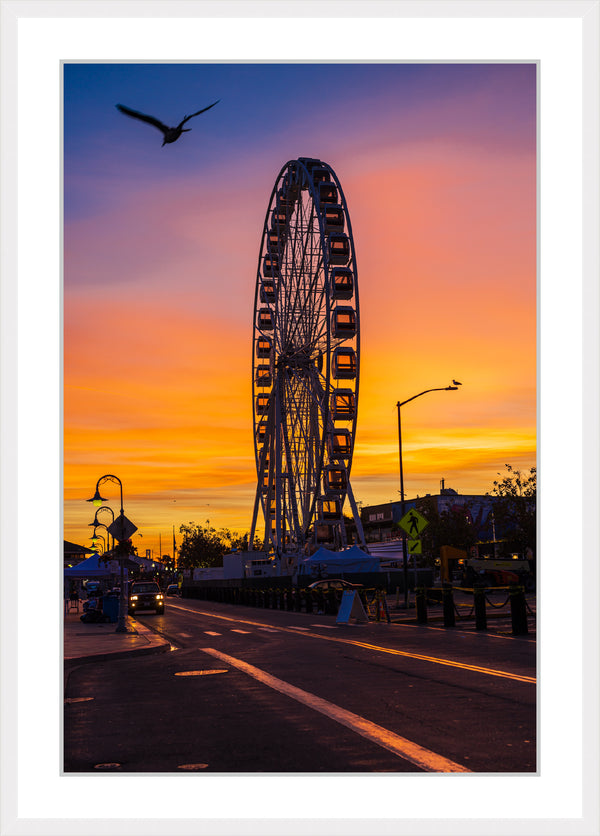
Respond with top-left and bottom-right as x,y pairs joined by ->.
64,598 -> 536,773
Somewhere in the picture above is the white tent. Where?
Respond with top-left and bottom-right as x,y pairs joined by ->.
299,545 -> 380,575
64,553 -> 111,578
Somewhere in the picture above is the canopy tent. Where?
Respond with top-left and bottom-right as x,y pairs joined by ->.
64,553 -> 111,578
299,545 -> 380,575
366,540 -> 404,563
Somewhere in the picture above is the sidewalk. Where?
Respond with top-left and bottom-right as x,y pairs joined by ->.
64,601 -> 170,666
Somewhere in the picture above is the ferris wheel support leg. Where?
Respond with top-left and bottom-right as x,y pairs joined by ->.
345,481 -> 368,549
248,488 -> 262,553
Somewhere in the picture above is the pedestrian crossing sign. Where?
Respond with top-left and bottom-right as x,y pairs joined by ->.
408,539 -> 422,554
399,508 -> 429,537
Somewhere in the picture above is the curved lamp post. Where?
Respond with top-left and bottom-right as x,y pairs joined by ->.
396,382 -> 461,608
90,521 -> 112,554
89,506 -> 116,551
87,475 -> 124,514
87,474 -> 129,633
89,532 -> 106,554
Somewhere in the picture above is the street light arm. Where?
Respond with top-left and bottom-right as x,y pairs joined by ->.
88,474 -> 124,513
397,386 -> 458,409
89,505 -> 115,525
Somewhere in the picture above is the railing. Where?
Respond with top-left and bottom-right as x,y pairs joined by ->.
414,584 -> 533,635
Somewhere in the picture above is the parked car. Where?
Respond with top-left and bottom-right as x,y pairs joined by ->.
307,579 -> 362,592
166,584 -> 181,597
128,581 -> 164,615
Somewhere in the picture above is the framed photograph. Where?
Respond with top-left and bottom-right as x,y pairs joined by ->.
1,1 -> 598,834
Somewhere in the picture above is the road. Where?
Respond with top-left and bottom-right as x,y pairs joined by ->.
64,598 -> 536,773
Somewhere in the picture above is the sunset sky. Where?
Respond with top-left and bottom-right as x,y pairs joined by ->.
64,62 -> 536,559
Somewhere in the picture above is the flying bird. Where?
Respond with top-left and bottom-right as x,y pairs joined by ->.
116,100 -> 220,145
452,380 -> 462,386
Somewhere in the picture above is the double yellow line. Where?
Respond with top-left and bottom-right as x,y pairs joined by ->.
171,604 -> 536,684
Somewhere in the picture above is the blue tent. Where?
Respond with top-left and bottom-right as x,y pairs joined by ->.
64,553 -> 111,578
299,545 -> 379,576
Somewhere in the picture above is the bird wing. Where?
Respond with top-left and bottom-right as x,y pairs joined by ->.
116,104 -> 169,134
178,100 -> 220,127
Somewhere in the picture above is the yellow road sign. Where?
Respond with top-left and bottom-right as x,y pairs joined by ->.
399,508 -> 428,537
408,539 -> 422,554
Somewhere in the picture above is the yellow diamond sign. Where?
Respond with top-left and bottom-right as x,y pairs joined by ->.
399,508 -> 429,537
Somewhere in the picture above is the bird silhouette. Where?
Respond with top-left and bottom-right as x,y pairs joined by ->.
452,380 -> 462,386
116,100 -> 219,145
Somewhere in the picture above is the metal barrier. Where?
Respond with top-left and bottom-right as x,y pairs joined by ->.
412,584 -> 533,635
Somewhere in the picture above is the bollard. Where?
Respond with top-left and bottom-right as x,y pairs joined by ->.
510,585 -> 528,635
305,590 -> 313,614
442,583 -> 455,628
415,586 -> 427,624
473,584 -> 487,631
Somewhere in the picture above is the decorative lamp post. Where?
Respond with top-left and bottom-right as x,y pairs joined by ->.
396,382 -> 461,609
87,474 -> 130,633
89,506 -> 116,550
90,522 -> 111,554
89,532 -> 106,553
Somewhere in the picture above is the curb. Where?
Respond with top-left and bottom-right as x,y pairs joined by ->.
64,618 -> 171,670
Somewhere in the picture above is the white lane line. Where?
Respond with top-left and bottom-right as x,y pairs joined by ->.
204,631 -> 221,636
258,628 -> 278,633
292,626 -> 310,630
178,633 -> 192,638
312,624 -> 337,629
231,629 -> 251,634
201,647 -> 470,773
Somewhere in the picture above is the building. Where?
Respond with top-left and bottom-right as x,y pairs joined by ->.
360,480 -> 499,548
63,540 -> 94,570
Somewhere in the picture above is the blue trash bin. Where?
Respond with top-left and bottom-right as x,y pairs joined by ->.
102,595 -> 119,623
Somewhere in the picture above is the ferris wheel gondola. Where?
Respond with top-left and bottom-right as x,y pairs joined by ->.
249,158 -> 366,558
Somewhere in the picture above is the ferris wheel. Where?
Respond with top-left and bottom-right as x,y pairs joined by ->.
249,157 -> 367,558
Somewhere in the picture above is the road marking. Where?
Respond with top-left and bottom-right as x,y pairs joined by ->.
178,763 -> 209,770
231,629 -> 251,634
174,669 -> 228,677
201,647 -> 470,773
312,624 -> 337,629
258,627 -> 278,633
170,604 -> 534,684
178,632 -> 192,638
204,631 -> 221,636
340,639 -> 536,683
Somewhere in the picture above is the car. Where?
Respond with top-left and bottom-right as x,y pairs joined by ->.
128,581 -> 164,615
307,579 -> 363,592
165,584 -> 181,597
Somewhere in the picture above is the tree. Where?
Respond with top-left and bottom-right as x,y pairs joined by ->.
177,521 -> 250,569
487,465 -> 536,558
416,496 -> 477,564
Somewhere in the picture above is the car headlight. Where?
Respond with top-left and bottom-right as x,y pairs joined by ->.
156,594 -> 163,600
131,595 -> 138,601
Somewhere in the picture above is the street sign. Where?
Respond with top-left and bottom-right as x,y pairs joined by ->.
336,590 -> 369,624
399,508 -> 429,537
107,514 -> 138,542
408,539 -> 422,554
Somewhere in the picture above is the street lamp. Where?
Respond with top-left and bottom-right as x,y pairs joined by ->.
396,382 -> 461,609
87,474 -> 129,633
87,475 -> 124,514
90,523 -> 111,553
89,506 -> 116,550
89,532 -> 106,553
